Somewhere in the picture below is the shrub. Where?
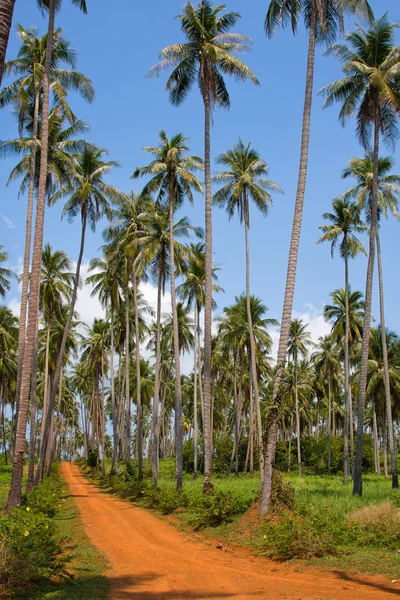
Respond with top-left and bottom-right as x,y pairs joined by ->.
190,490 -> 251,528
87,449 -> 98,467
145,488 -> 188,514
22,472 -> 63,518
269,470 -> 295,511
347,501 -> 400,548
262,512 -> 337,560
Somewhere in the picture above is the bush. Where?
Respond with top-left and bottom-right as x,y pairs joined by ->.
269,470 -> 295,511
145,487 -> 188,514
87,448 -> 98,468
22,471 -> 63,518
190,490 -> 251,528
262,512 -> 337,560
347,501 -> 400,548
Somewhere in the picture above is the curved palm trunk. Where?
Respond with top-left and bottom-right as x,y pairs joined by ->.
169,184 -> 183,490
244,197 -> 264,483
133,275 -> 143,478
193,302 -> 198,479
124,281 -> 131,464
260,8 -> 317,516
294,354 -> 301,476
7,0 -> 55,509
110,306 -> 118,473
35,208 -> 87,486
0,0 -> 16,85
152,267 -> 162,486
376,230 -> 398,488
14,90 -> 40,433
202,86 -> 213,493
343,248 -> 350,483
353,113 -> 379,497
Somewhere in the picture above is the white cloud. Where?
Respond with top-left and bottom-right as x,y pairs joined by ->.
75,262 -> 105,325
8,297 -> 21,317
1,213 -> 16,230
270,303 -> 331,361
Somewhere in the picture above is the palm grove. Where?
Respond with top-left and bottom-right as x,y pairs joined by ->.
0,0 -> 399,517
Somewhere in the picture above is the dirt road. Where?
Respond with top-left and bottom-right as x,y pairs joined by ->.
61,462 -> 398,600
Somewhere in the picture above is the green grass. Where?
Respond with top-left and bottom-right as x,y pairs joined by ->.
0,459 -> 109,599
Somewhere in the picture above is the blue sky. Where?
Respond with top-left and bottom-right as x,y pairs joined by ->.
1,0 -> 399,348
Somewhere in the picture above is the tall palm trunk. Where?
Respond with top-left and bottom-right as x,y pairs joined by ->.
35,207 -> 87,485
260,8 -> 317,516
353,112 -> 379,496
7,0 -> 55,509
152,267 -> 162,486
124,280 -> 131,464
294,353 -> 302,476
193,302 -> 198,479
328,378 -> 331,474
110,306 -> 118,473
373,404 -> 380,476
288,415 -> 293,472
14,90 -> 40,432
349,383 -> 354,477
26,306 -> 39,491
0,0 -> 16,85
101,359 -> 106,475
244,196 -> 264,483
40,321 -> 51,441
169,182 -> 183,490
202,84 -> 213,493
133,275 -> 142,478
343,246 -> 350,483
376,230 -> 398,488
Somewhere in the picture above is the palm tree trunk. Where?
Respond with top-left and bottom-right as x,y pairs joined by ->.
14,90 -> 40,434
349,383 -> 354,477
0,0 -> 16,85
40,322 -> 51,441
202,84 -> 213,493
294,354 -> 302,476
35,207 -> 87,486
353,112 -> 379,497
110,306 -> 118,473
376,230 -> 398,488
288,415 -> 293,472
328,379 -> 331,475
169,181 -> 183,490
244,198 -> 264,483
152,266 -> 162,486
26,314 -> 39,492
7,0 -> 55,509
343,248 -> 350,483
1,389 -> 7,464
249,378 -> 254,478
124,281 -> 131,464
101,358 -> 106,476
383,417 -> 388,479
133,275 -> 142,478
193,302 -> 198,479
198,308 -> 204,430
373,404 -> 380,476
260,7 -> 317,516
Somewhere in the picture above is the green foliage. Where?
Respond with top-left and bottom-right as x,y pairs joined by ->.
87,449 -> 98,468
190,490 -> 252,528
22,470 -> 63,517
269,470 -> 295,511
145,487 -> 189,515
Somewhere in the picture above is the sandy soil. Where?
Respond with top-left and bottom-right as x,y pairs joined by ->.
61,462 -> 399,600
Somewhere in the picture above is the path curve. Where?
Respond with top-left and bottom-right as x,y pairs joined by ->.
61,462 -> 398,600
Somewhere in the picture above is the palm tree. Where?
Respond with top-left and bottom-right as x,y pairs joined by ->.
87,251 -> 121,473
0,0 -> 16,85
1,26 -> 93,433
0,246 -> 14,297
312,334 -> 341,473
34,143 -> 119,484
213,138 -> 282,482
133,131 -> 203,489
317,198 -> 366,482
260,0 -> 373,515
320,15 -> 400,495
287,319 -> 312,476
135,202 -> 199,485
150,1 -> 259,492
7,0 -> 89,508
38,244 -> 73,444
339,153 -> 400,487
177,242 -> 222,478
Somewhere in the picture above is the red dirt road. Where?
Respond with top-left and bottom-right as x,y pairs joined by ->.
61,462 -> 399,600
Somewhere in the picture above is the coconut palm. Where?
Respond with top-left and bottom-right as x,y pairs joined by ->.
320,15 -> 400,495
133,131 -> 203,489
8,0 -> 88,508
177,242 -> 222,478
135,202 -> 200,485
287,319 -> 313,476
150,0 -> 259,492
312,334 -> 341,473
34,144 -> 119,485
213,138 -> 282,482
339,153 -> 400,487
318,197 -> 366,481
260,0 -> 373,515
0,246 -> 14,298
0,0 -> 16,85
